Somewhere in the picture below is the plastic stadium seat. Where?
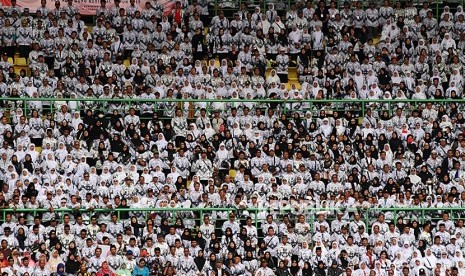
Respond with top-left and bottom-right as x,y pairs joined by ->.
14,66 -> 30,76
15,57 -> 27,66
288,67 -> 298,81
7,57 -> 13,64
229,169 -> 236,178
265,68 -> 272,78
124,59 -> 130,67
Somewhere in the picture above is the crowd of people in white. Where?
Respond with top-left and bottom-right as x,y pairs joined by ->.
0,0 -> 463,275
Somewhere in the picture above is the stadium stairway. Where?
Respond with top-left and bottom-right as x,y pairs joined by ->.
264,66 -> 301,90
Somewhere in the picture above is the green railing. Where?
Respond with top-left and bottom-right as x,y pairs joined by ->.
79,0 -> 458,24
208,0 -> 456,17
2,97 -> 464,120
5,207 -> 464,238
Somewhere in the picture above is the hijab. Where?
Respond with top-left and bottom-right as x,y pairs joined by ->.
56,263 -> 66,276
97,261 -> 115,276
155,133 -> 168,151
424,248 -> 437,269
194,253 -> 206,271
216,144 -> 229,160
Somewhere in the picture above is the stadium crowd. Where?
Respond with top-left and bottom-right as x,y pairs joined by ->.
0,0 -> 463,275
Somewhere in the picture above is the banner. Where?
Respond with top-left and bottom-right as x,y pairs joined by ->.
0,0 -> 175,16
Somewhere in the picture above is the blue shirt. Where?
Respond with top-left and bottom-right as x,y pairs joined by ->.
132,266 -> 149,276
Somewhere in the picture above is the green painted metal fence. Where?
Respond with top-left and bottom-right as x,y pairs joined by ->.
2,97 -> 463,120
4,207 -> 464,238
210,0 -> 455,17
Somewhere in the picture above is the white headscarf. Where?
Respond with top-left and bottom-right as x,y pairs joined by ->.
354,70 -> 364,89
155,133 -> 168,151
439,250 -> 453,270
319,118 -> 333,137
243,123 -> 253,140
381,144 -> 392,164
26,144 -> 39,163
204,123 -> 216,140
458,259 -> 465,275
216,143 -> 229,161
312,239 -> 328,257
44,153 -> 57,172
266,69 -> 280,85
454,250 -> 465,267
424,248 -> 438,270
99,166 -> 113,184
231,122 -> 242,138
15,144 -> 26,162
311,81 -> 321,98
335,119 -> 346,136
189,123 -> 201,139
72,112 -> 83,130
328,241 -> 340,261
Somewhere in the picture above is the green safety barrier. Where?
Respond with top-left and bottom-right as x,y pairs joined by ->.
80,0 -> 454,25
3,207 -> 464,239
208,0 -> 454,18
1,97 -> 463,120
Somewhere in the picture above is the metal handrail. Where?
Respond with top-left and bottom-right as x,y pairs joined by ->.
0,97 -> 463,103
210,0 -> 453,18
2,97 -> 461,120
2,206 -> 463,212
3,207 -> 461,237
